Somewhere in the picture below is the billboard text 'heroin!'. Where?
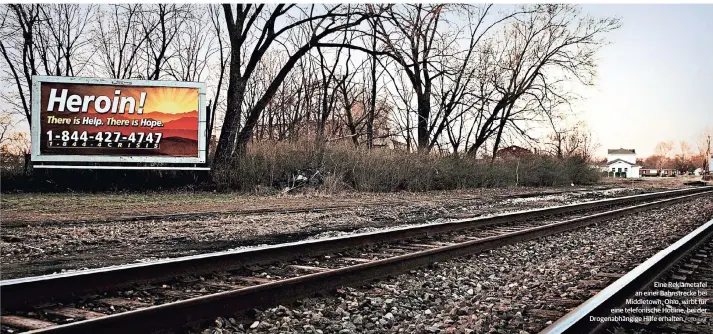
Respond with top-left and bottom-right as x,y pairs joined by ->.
46,89 -> 147,115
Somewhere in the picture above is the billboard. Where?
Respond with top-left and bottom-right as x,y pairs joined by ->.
31,76 -> 206,166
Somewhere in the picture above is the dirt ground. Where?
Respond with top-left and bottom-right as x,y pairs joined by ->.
0,178 -> 700,280
2,177 -> 692,224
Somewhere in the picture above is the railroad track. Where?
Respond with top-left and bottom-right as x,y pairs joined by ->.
2,185 -> 626,227
540,215 -> 713,334
1,187 -> 711,334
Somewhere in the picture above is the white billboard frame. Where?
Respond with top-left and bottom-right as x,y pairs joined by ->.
31,75 -> 207,166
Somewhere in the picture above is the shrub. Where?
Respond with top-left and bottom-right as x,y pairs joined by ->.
1,154 -> 211,192
2,141 -> 601,193
213,140 -> 601,192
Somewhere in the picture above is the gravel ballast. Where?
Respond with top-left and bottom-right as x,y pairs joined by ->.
196,196 -> 713,334
1,186 -> 654,279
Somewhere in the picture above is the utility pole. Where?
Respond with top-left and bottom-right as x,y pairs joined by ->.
706,135 -> 711,176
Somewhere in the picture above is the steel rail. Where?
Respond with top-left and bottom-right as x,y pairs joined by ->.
539,218 -> 713,334
2,187 -> 711,309
17,190 -> 713,334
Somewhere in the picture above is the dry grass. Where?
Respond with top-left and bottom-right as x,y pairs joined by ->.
1,140 -> 600,193
213,140 -> 600,192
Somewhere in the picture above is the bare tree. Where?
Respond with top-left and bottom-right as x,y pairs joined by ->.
678,140 -> 693,161
465,5 -> 620,159
654,140 -> 674,172
92,4 -> 159,79
654,141 -> 674,160
314,42 -> 345,143
545,120 -> 598,160
429,5 -> 524,153
371,5 -> 521,153
365,18 -> 378,149
36,5 -> 96,77
163,5 -> 227,157
331,50 -> 374,147
140,4 -> 194,80
1,4 -> 97,125
214,4 -> 383,165
372,4 -> 446,152
358,49 -> 392,148
0,4 -> 42,124
694,126 -> 712,165
0,115 -> 30,156
381,57 -> 416,151
0,114 -> 17,149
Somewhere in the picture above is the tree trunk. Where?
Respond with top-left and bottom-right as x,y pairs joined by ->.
317,83 -> 329,143
416,92 -> 430,152
490,103 -> 514,163
367,23 -> 377,149
406,110 -> 411,152
343,102 -> 360,147
214,72 -> 245,165
467,96 -> 508,156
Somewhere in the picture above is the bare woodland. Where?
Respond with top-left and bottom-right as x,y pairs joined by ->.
638,136 -> 712,173
1,4 -> 621,170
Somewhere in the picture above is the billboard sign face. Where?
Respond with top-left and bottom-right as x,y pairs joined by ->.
31,76 -> 206,165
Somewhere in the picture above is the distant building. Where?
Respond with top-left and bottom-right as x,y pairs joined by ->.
639,168 -> 658,177
605,148 -> 640,178
660,168 -> 677,176
607,148 -> 636,164
496,145 -> 532,159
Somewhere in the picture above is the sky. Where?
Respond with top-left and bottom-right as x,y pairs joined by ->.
576,4 -> 713,158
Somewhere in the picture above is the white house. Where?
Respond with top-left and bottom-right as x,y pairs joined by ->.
607,148 -> 636,164
606,148 -> 641,178
640,168 -> 659,176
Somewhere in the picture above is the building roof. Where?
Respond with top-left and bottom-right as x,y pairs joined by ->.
496,145 -> 532,157
606,158 -> 640,167
608,148 -> 636,155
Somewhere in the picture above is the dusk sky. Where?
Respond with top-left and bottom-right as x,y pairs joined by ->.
577,4 -> 712,158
